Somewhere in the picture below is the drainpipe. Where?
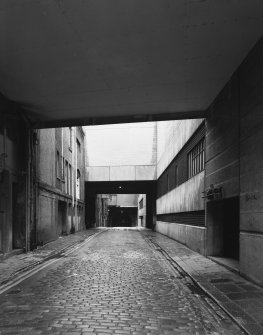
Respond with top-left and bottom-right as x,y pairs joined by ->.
20,113 -> 33,253
61,127 -> 63,178
71,128 -> 74,230
26,128 -> 31,252
75,127 -> 77,229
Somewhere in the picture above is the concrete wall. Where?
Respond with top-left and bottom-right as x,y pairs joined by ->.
205,37 -> 263,285
238,38 -> 263,286
156,222 -> 206,255
157,119 -> 204,178
205,74 -> 239,198
157,172 -> 205,215
155,119 -> 205,253
85,122 -> 157,182
87,165 -> 156,181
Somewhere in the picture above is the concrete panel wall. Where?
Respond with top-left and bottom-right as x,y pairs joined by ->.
85,122 -> 157,166
157,172 -> 205,215
205,37 -> 263,284
157,119 -> 204,178
238,38 -> 263,284
110,166 -> 135,181
205,74 -> 239,198
87,166 -> 110,181
84,122 -> 157,182
86,165 -> 156,181
156,221 -> 206,255
240,233 -> 263,286
135,165 -> 156,180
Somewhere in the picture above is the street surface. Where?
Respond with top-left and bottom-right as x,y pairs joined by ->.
0,230 -> 244,334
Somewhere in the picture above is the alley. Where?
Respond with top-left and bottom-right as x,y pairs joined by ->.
0,230 -> 244,335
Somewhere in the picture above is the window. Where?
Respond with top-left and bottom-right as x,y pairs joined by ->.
188,137 -> 205,179
139,198 -> 143,209
77,139 -> 81,152
62,157 -> 65,180
175,165 -> 178,187
56,151 -> 60,178
69,127 -> 72,151
167,173 -> 170,192
69,164 -> 72,195
76,169 -> 81,199
65,161 -> 68,193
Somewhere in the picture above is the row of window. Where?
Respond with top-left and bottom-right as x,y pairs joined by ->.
68,127 -> 81,152
168,137 -> 205,188
161,136 -> 205,196
56,151 -> 81,199
188,137 -> 205,179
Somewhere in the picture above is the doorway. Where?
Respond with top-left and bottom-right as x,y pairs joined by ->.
207,196 -> 239,260
58,201 -> 67,235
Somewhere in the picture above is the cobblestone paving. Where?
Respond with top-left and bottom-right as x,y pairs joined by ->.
0,230 -> 98,286
0,230 -> 244,334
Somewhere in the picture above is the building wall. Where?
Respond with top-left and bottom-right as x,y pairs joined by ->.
157,119 -> 204,178
0,105 -> 29,255
155,120 -> 206,253
239,38 -> 263,285
37,127 -> 85,245
138,194 -> 146,227
205,37 -> 263,285
95,194 -> 139,227
85,122 -> 157,182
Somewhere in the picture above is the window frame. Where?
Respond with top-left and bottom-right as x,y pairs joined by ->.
187,137 -> 205,179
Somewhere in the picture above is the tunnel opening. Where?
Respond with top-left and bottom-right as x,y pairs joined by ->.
85,181 -> 156,229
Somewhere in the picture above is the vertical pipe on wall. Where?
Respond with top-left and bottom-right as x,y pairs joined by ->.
75,128 -> 77,229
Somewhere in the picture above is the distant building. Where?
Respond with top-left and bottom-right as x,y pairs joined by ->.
37,127 -> 85,245
138,194 -> 146,228
95,194 -> 139,227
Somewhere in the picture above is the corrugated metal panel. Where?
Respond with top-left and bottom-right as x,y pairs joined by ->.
157,122 -> 205,198
157,210 -> 205,227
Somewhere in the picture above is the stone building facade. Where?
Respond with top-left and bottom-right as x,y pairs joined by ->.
37,127 -> 85,245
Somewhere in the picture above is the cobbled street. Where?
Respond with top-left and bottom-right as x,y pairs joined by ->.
0,230 -> 244,335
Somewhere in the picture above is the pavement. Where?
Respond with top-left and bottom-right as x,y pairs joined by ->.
0,229 -> 99,287
0,228 -> 262,334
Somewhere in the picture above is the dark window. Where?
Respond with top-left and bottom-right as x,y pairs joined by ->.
175,165 -> 178,187
139,198 -> 143,209
69,127 -> 72,151
62,157 -> 65,180
188,137 -> 205,179
65,161 -> 68,193
69,164 -> 72,195
77,139 -> 81,152
56,151 -> 60,178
